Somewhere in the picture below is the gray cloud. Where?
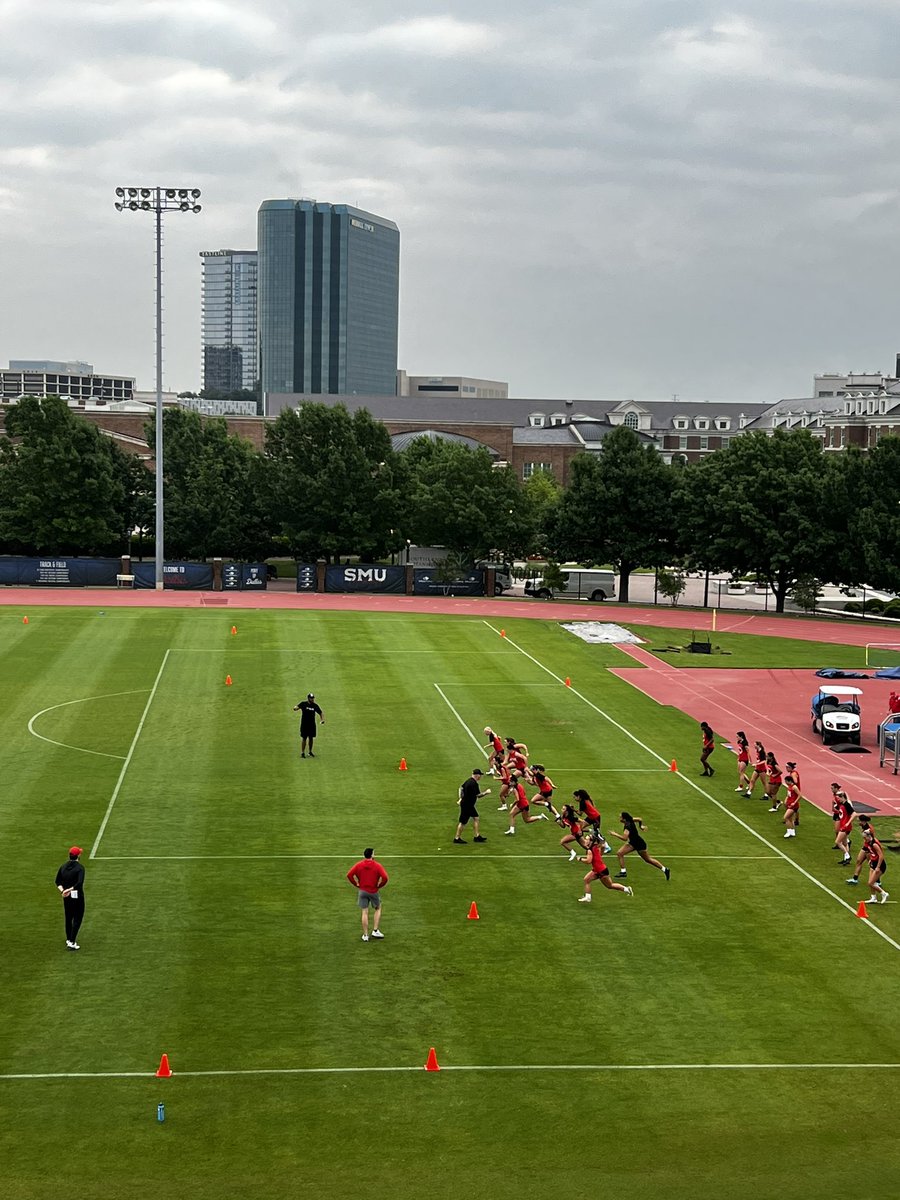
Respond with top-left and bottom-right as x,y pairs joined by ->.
1,0 -> 900,399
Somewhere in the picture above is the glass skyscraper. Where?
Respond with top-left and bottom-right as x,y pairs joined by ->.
199,249 -> 258,394
257,200 -> 400,400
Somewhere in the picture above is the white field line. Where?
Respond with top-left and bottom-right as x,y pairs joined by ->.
89,651 -> 171,861
93,853 -> 782,862
3,1061 -> 900,1082
171,648 -> 513,655
433,684 -> 488,758
482,620 -> 900,954
26,690 -> 149,760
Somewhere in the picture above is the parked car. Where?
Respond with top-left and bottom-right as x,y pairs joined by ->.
810,685 -> 862,745
525,569 -> 617,602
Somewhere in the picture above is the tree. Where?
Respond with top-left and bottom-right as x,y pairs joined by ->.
551,427 -> 675,601
677,428 -> 833,612
401,438 -> 532,560
854,437 -> 900,594
0,395 -> 129,553
522,468 -> 562,559
657,567 -> 687,606
265,403 -> 402,561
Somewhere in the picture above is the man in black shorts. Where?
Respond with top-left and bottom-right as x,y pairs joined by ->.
454,768 -> 490,844
293,693 -> 324,757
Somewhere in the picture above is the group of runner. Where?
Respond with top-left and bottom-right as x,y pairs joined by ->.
481,726 -> 671,903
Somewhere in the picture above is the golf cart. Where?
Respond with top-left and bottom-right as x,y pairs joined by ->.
810,685 -> 862,745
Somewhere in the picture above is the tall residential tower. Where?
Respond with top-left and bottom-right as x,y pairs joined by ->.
257,199 -> 399,403
199,249 -> 258,395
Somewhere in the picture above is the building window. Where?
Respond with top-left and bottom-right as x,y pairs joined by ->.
695,418 -> 709,430
674,418 -> 688,430
715,419 -> 730,430
678,436 -> 688,450
549,413 -> 566,426
523,462 -> 552,480
528,413 -> 545,427
719,436 -> 730,448
624,411 -> 639,430
699,436 -> 709,450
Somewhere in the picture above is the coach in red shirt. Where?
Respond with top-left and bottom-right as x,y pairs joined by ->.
346,848 -> 389,942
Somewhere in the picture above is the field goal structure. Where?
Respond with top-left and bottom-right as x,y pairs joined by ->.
864,643 -> 900,668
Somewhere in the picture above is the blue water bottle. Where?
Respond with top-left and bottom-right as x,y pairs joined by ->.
157,1102 -> 165,1122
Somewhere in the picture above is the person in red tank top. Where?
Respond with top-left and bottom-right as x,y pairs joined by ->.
782,764 -> 801,839
503,771 -> 548,835
744,742 -> 767,798
864,828 -> 889,905
734,731 -> 751,794
557,804 -> 589,862
578,836 -> 633,903
529,765 -> 558,818
700,721 -> 715,777
765,753 -> 784,811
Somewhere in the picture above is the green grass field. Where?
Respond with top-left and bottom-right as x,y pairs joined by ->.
4,608 -> 900,1200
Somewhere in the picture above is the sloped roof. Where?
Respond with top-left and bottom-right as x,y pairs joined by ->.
390,429 -> 499,455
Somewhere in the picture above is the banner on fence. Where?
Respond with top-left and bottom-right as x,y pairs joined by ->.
0,557 -> 121,586
296,564 -> 317,592
134,562 -> 215,590
413,568 -> 485,597
222,563 -> 268,591
325,565 -> 405,593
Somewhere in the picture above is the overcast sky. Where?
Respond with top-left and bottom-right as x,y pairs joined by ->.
2,0 -> 899,400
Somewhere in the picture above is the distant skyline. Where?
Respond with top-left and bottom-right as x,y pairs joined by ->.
2,1 -> 899,401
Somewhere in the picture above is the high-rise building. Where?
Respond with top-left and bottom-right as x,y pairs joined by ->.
199,249 -> 258,395
258,199 -> 399,403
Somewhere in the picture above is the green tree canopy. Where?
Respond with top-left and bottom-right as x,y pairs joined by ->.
854,436 -> 900,593
0,395 -> 128,553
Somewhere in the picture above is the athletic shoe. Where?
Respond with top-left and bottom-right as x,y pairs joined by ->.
734,786 -> 744,792
623,886 -> 634,897
309,751 -> 315,758
371,930 -> 385,938
473,835 -> 487,843
539,813 -> 549,821
70,942 -> 80,950
497,803 -> 508,811
577,894 -> 592,903
614,870 -> 627,879
503,828 -> 515,835
453,838 -> 466,844
768,806 -> 779,812
708,768 -> 715,776
568,849 -> 578,861
840,856 -> 851,865
361,934 -> 369,941
846,877 -> 859,885
881,891 -> 890,905
784,831 -> 792,839
868,896 -> 879,905
66,940 -> 73,948
300,753 -> 305,758
742,791 -> 752,798
663,867 -> 671,881
602,842 -> 612,854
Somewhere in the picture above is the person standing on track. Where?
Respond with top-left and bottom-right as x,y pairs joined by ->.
609,812 -> 670,881
734,731 -> 751,793
346,848 -> 388,941
55,846 -> 85,950
454,768 -> 490,844
864,827 -> 889,905
700,722 -> 715,777
578,835 -> 633,903
293,693 -> 324,758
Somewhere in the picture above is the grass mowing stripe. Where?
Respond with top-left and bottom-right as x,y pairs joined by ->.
88,649 -> 170,860
433,683 -> 489,758
483,620 -> 900,954
26,689 -> 148,760
4,1062 -> 900,1082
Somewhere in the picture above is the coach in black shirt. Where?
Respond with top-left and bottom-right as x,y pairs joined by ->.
293,693 -> 324,757
454,769 -> 490,844
55,846 -> 85,950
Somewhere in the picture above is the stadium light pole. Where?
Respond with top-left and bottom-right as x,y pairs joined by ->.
114,186 -> 202,589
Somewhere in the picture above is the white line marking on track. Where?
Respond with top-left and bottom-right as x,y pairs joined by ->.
93,853 -> 782,861
26,690 -> 148,760
3,1061 -> 899,1082
89,651 -> 170,861
482,620 -> 900,954
433,683 -> 488,758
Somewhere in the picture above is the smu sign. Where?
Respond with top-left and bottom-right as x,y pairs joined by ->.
325,564 -> 405,593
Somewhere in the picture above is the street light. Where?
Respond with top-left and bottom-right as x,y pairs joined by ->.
114,186 -> 202,589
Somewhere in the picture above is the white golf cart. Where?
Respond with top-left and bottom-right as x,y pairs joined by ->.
810,685 -> 862,745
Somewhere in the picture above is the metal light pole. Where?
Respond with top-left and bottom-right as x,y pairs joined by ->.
115,187 -> 202,589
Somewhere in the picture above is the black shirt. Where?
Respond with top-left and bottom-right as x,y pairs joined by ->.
296,700 -> 323,719
55,860 -> 85,894
460,777 -> 482,808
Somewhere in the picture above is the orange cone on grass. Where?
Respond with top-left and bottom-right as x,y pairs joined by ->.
399,757 -> 408,771
231,625 -> 237,636
669,759 -> 677,772
156,1053 -> 172,1078
565,677 -> 571,687
22,616 -> 28,625
225,675 -> 232,686
424,1047 -> 440,1072
856,900 -> 869,920
467,901 -> 480,920
500,629 -> 506,638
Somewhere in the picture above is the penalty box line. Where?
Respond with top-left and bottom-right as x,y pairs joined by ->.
482,621 -> 900,955
4,1061 -> 900,1083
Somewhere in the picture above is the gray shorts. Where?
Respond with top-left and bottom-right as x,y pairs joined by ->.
357,890 -> 381,909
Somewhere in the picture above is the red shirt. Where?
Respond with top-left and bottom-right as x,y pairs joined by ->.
865,837 -> 884,866
347,859 -> 388,893
580,799 -> 601,823
785,783 -> 800,809
536,774 -> 554,794
490,734 -> 503,754
512,752 -> 527,772
702,728 -> 714,749
737,745 -> 750,764
589,845 -> 607,874
513,782 -> 528,807
767,764 -> 782,785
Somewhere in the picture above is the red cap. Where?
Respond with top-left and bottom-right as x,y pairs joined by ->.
69,846 -> 83,857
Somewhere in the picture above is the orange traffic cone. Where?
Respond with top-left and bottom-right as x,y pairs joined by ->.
565,677 -> 571,687
500,629 -> 506,638
156,1053 -> 172,1078
467,901 -> 479,920
399,757 -> 408,771
22,616 -> 28,625
424,1047 -> 440,1072
230,625 -> 237,635
669,759 -> 677,772
225,675 -> 232,686
856,900 -> 869,919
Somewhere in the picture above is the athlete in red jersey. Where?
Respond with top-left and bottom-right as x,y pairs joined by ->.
782,773 -> 801,839
765,754 -> 784,811
864,828 -> 889,905
573,789 -> 612,853
578,836 -> 633,903
700,721 -> 715,777
496,759 -> 514,811
734,731 -> 751,794
845,816 -> 874,884
744,742 -> 767,798
832,789 -> 855,865
557,804 -> 589,861
530,765 -> 558,817
503,772 -> 548,835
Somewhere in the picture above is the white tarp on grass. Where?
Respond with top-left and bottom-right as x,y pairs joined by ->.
561,622 -> 644,645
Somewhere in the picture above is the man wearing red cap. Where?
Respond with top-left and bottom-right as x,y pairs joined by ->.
55,846 -> 85,950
